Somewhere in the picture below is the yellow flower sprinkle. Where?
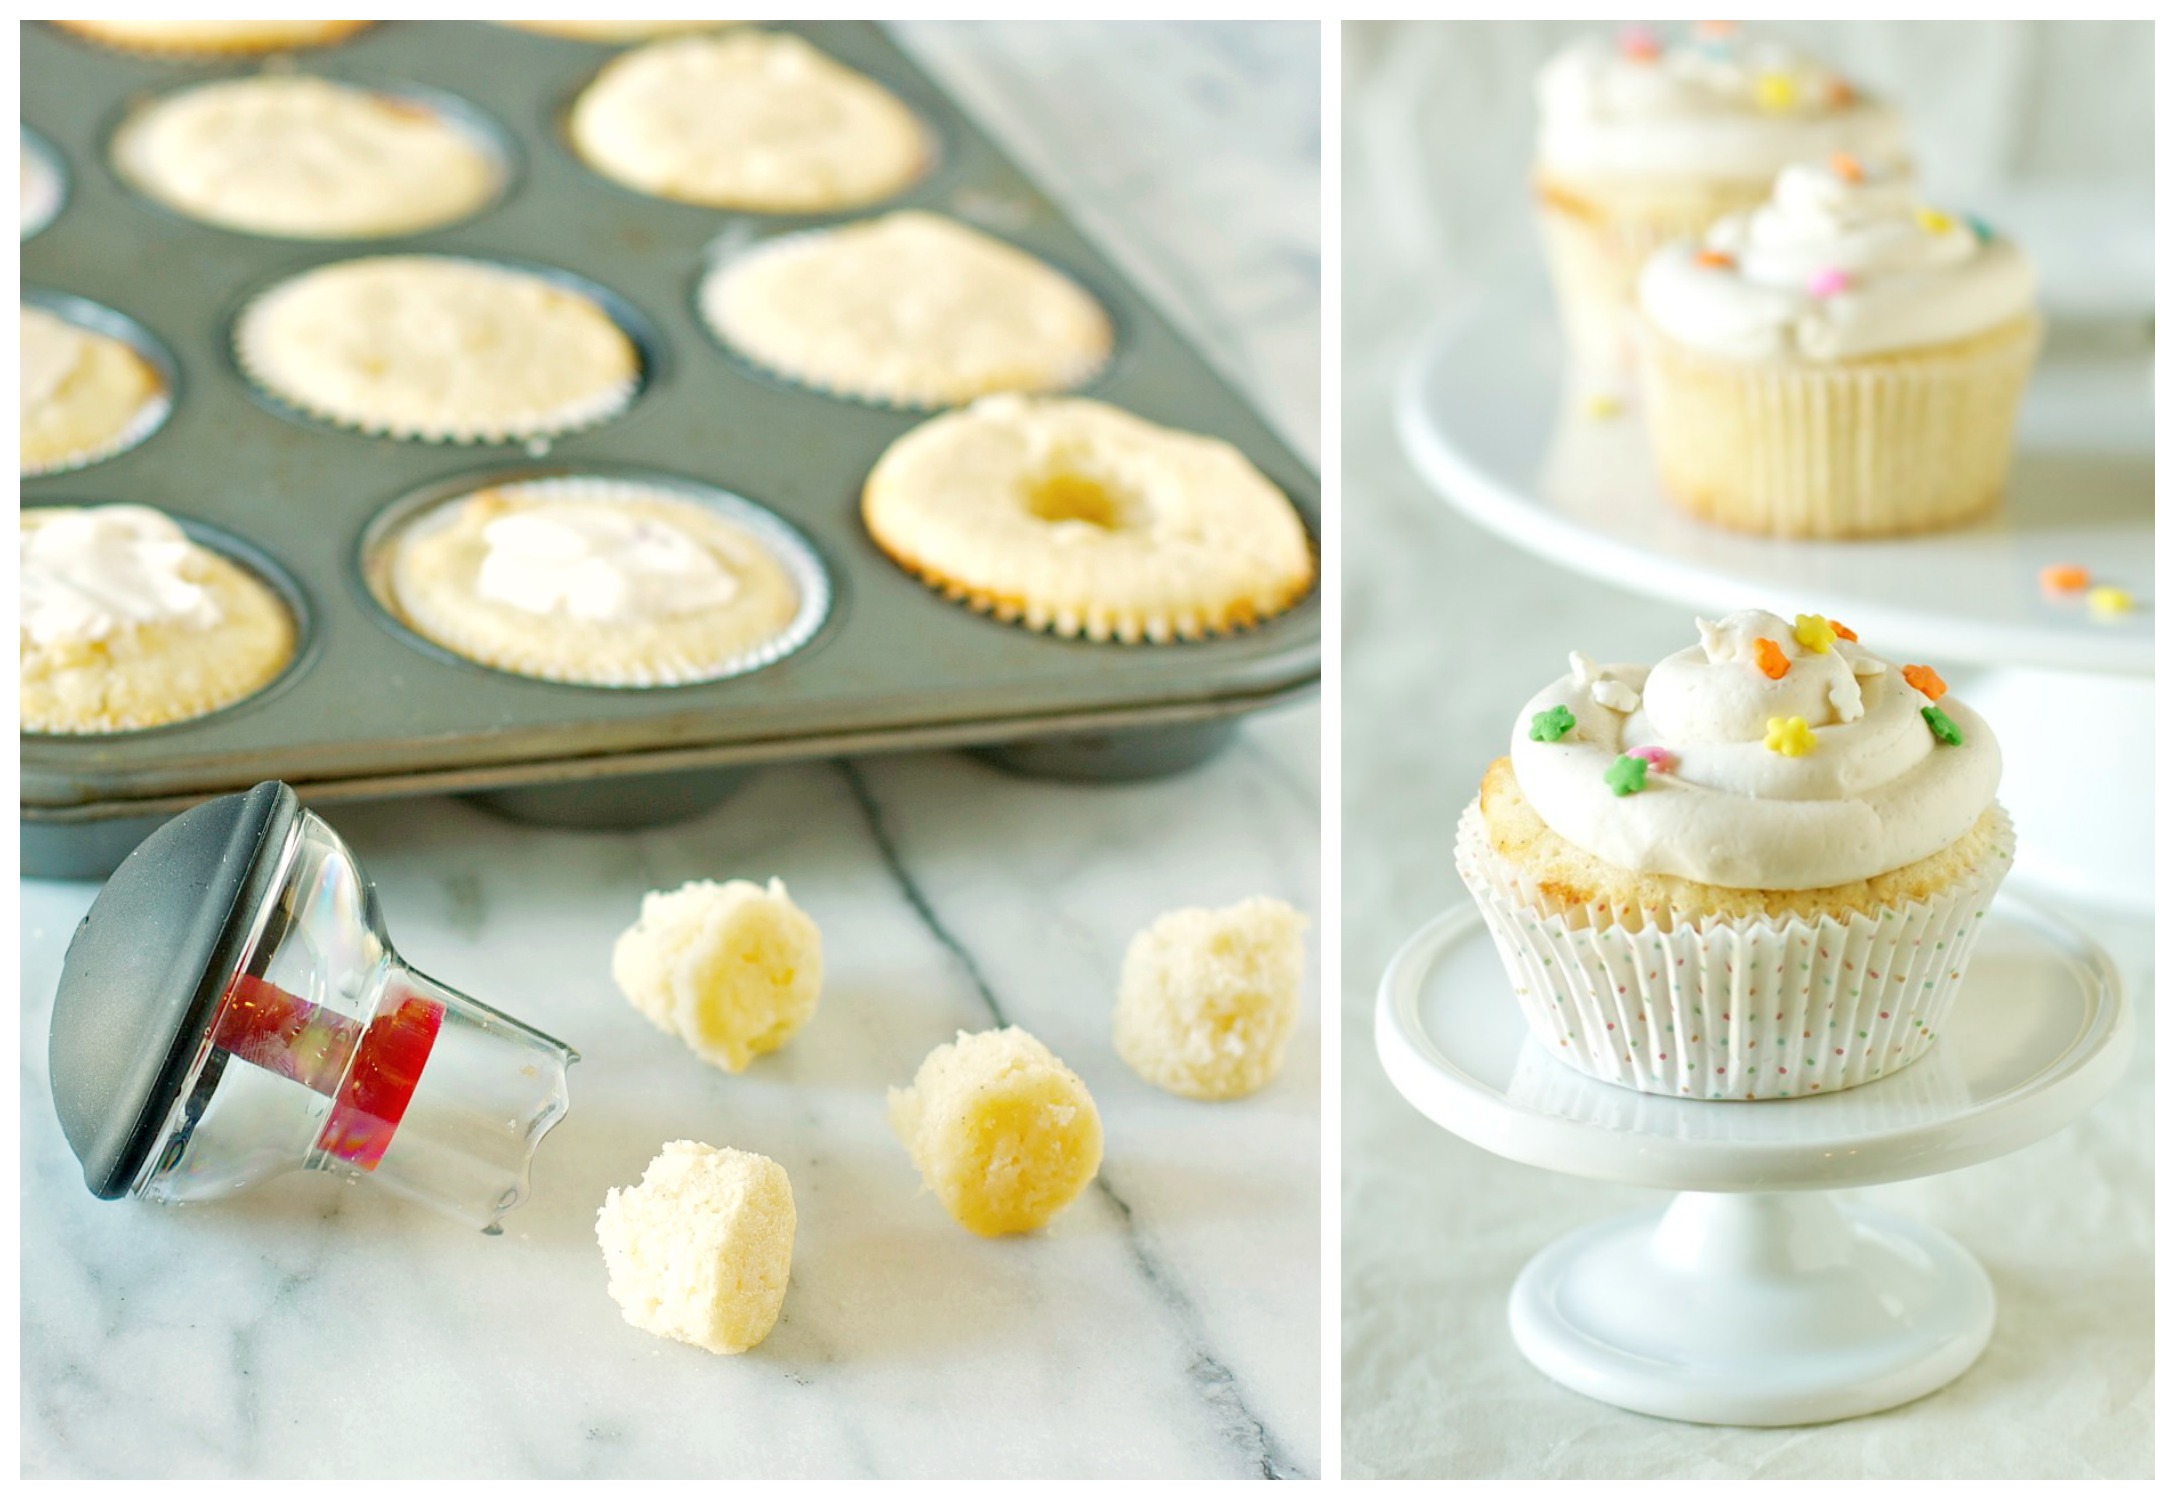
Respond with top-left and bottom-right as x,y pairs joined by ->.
1765,716 -> 1817,757
1793,614 -> 1836,654
2086,585 -> 2133,618
1584,393 -> 1622,420
1917,207 -> 1955,235
1754,73 -> 1796,111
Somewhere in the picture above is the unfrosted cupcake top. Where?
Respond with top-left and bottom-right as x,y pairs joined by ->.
22,131 -> 64,239
1638,155 -> 2036,361
112,75 -> 502,240
1510,609 -> 1999,889
1535,23 -> 1902,185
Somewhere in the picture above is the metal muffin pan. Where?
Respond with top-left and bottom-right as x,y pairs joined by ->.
20,20 -> 1321,876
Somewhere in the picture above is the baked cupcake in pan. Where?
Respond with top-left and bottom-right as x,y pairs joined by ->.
112,75 -> 503,241
700,211 -> 1114,408
21,302 -> 169,476
234,255 -> 641,443
569,30 -> 930,213
1457,608 -> 2010,1100
382,476 -> 825,688
21,505 -> 296,734
21,127 -> 65,240
52,20 -> 373,55
863,395 -> 1315,644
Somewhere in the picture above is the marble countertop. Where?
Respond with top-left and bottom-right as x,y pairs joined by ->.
1338,108 -> 2152,1477
19,22 -> 1321,1481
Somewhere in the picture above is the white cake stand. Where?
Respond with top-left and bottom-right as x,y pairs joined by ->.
1375,895 -> 2130,1427
1395,282 -> 2154,911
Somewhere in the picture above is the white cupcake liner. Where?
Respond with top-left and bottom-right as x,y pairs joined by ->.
695,220 -> 1115,412
1454,801 -> 2013,1101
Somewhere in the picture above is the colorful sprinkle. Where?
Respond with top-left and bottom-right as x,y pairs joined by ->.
1604,754 -> 1649,797
1766,716 -> 1817,756
1966,215 -> 1995,245
1916,207 -> 1955,236
1922,705 -> 1962,745
1827,78 -> 1857,106
1808,267 -> 1850,298
1754,72 -> 1796,111
1584,392 -> 1622,420
1529,704 -> 1577,742
2087,585 -> 2133,619
1694,247 -> 1737,270
1829,151 -> 1863,183
1828,619 -> 1858,642
1627,745 -> 1675,774
2040,563 -> 2090,596
1793,613 -> 1836,653
1619,24 -> 1662,60
1752,637 -> 1790,680
1692,20 -> 1740,41
1901,664 -> 1947,701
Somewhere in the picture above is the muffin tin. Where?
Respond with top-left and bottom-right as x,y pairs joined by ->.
20,20 -> 1321,878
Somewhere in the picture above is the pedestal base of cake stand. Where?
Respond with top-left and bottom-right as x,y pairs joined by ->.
1507,1190 -> 1992,1426
1376,896 -> 2130,1427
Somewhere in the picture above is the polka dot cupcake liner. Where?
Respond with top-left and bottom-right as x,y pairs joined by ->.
1454,801 -> 2014,1102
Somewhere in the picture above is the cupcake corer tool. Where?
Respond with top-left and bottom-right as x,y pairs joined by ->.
1375,896 -> 2130,1426
48,782 -> 576,1230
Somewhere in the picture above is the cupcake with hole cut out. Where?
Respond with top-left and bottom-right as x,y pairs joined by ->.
1456,609 -> 2011,1100
1635,154 -> 2038,537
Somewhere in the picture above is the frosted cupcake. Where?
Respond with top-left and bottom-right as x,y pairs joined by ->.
112,76 -> 502,240
21,505 -> 295,733
21,303 -> 169,476
699,211 -> 1113,407
1456,609 -> 2010,1101
1534,23 -> 1901,390
1636,157 -> 2039,537
568,31 -> 929,213
234,256 -> 640,443
381,477 -> 822,687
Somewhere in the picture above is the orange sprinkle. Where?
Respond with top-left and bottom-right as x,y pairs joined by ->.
1753,638 -> 1790,680
1901,664 -> 1947,701
2039,563 -> 2090,595
1694,248 -> 1736,270
1828,78 -> 1856,107
1829,151 -> 1863,183
1693,20 -> 1740,40
1829,619 -> 1858,642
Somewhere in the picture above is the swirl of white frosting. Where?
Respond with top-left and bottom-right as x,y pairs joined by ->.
1535,29 -> 1903,184
20,504 -> 221,646
1509,610 -> 2000,889
475,502 -> 741,623
1639,157 -> 2037,360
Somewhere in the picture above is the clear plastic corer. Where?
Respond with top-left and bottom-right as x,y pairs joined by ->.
133,809 -> 576,1230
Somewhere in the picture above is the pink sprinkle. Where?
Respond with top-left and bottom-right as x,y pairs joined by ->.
1809,267 -> 1850,298
1627,745 -> 1674,773
1618,24 -> 1661,59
